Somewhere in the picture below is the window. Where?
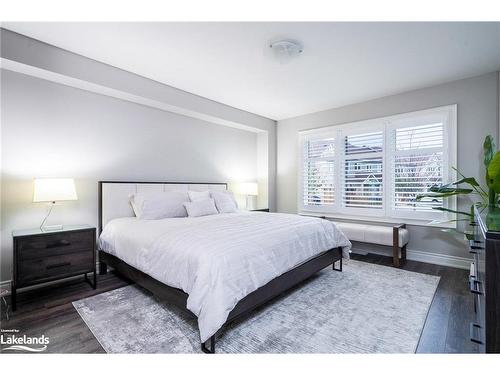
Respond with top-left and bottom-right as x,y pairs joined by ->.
299,105 -> 457,225
302,136 -> 336,207
342,131 -> 384,211
390,122 -> 445,219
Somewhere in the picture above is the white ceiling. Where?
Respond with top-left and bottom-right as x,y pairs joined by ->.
3,22 -> 500,120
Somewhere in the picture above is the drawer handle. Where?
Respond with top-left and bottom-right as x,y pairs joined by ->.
22,239 -> 72,250
469,278 -> 484,295
470,322 -> 484,344
46,240 -> 71,249
46,262 -> 71,270
468,240 -> 484,251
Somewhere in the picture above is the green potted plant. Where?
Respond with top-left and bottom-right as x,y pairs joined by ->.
416,135 -> 500,235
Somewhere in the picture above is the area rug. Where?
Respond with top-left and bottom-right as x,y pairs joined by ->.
73,260 -> 439,353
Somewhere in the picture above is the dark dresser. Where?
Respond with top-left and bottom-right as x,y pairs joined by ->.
470,207 -> 500,353
12,225 -> 96,311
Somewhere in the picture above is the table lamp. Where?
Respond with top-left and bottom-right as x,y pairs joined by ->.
33,178 -> 78,231
238,182 -> 258,210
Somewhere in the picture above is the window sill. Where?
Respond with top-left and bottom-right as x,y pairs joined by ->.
298,210 -> 457,229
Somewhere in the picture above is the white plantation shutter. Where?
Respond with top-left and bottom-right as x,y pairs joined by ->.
390,122 -> 445,215
298,105 -> 456,224
302,137 -> 336,207
342,131 -> 384,211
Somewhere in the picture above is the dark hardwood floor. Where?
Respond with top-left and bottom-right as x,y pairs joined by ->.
0,254 -> 477,354
0,272 -> 131,353
349,253 -> 478,353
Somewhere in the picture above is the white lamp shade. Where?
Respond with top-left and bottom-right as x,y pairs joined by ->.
33,178 -> 78,202
237,182 -> 258,196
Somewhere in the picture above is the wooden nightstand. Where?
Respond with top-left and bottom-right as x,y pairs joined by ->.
251,208 -> 270,212
12,225 -> 96,311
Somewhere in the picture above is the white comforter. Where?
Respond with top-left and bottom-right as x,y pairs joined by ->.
99,211 -> 351,342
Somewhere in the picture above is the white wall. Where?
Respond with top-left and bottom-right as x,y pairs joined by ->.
277,72 -> 499,261
0,28 -> 277,212
0,70 -> 260,282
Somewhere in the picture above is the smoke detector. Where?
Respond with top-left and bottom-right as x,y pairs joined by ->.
269,39 -> 303,63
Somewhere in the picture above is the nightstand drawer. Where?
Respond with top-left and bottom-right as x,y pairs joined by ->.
17,230 -> 94,260
17,251 -> 94,285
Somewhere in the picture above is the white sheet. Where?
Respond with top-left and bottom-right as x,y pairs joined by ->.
99,211 -> 351,342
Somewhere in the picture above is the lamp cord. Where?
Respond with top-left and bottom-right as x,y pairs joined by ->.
40,201 -> 55,230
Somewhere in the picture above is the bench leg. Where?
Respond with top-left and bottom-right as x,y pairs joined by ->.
401,245 -> 407,263
392,244 -> 400,267
393,224 -> 406,268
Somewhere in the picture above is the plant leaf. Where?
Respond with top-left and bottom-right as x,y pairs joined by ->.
416,190 -> 473,201
452,177 -> 480,187
487,151 -> 500,193
427,218 -> 471,225
484,135 -> 496,169
432,206 -> 473,216
428,186 -> 474,194
421,177 -> 479,198
452,166 -> 488,199
437,177 -> 480,189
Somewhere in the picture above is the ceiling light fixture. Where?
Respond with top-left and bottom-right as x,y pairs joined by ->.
269,39 -> 303,63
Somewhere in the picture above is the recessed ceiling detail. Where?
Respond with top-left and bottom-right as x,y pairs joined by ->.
2,22 -> 500,120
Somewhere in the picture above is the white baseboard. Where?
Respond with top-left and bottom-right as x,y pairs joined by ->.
407,249 -> 470,269
351,247 -> 470,270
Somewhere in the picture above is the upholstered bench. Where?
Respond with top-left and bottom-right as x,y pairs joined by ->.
335,222 -> 409,267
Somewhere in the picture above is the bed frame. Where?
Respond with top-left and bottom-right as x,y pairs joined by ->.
98,181 -> 343,353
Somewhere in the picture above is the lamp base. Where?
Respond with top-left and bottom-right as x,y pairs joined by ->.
41,224 -> 63,232
246,195 -> 257,210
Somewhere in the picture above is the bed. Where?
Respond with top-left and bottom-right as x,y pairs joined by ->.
97,181 -> 351,353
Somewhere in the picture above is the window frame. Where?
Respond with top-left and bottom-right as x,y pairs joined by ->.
301,130 -> 337,210
298,105 -> 457,227
299,128 -> 340,213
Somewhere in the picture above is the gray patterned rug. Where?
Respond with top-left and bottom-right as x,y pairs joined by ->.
73,260 -> 439,353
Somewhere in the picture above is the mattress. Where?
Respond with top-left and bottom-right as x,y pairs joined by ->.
99,211 -> 351,342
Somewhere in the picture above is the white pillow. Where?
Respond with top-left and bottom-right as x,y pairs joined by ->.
130,191 -> 189,219
188,190 -> 211,201
183,198 -> 219,217
211,190 -> 238,213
